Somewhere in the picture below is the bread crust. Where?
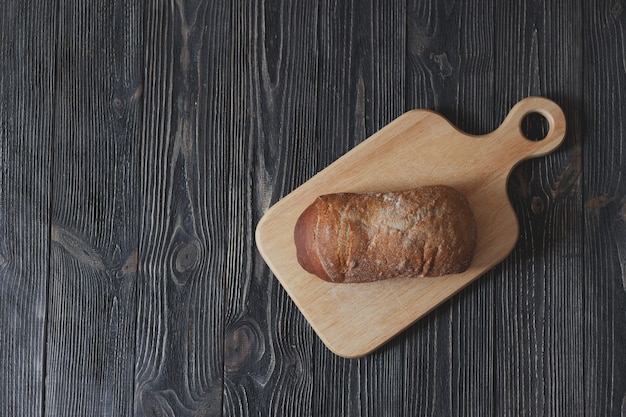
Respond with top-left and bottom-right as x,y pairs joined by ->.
294,185 -> 477,283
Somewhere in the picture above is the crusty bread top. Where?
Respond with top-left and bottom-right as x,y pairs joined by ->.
294,185 -> 477,283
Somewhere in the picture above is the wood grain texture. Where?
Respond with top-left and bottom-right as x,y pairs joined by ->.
45,0 -> 143,415
134,1 -> 229,416
446,2 -> 498,415
223,1 -> 317,415
583,0 -> 626,415
1,0 -> 626,416
492,0 -> 585,416
310,0 -> 406,414
312,0 -> 374,411
0,1 -> 56,416
402,0 -> 498,415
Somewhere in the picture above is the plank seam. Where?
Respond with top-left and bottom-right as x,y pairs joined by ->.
41,0 -> 63,415
131,0 -> 152,415
130,1 -> 149,415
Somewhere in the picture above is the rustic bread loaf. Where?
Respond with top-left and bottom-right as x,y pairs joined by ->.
294,185 -> 476,283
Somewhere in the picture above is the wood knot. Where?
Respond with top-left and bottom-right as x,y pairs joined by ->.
113,97 -> 124,109
112,97 -> 125,117
586,194 -> 612,212
553,149 -> 582,197
175,242 -> 199,273
51,224 -> 105,271
531,196 -> 544,214
430,52 -> 452,79
224,319 -> 264,372
611,2 -> 623,15
139,390 -> 167,417
120,250 -> 138,277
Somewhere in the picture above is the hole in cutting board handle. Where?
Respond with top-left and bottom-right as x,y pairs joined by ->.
499,97 -> 566,157
521,111 -> 550,141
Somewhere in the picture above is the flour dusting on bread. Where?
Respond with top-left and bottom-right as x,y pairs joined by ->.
294,185 -> 477,283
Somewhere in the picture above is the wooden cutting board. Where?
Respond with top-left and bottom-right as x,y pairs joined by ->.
255,96 -> 566,358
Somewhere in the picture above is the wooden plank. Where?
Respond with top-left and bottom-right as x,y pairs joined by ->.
133,1 -> 229,415
308,0 -> 405,413
0,1 -> 56,416
492,0 -> 585,415
44,0 -> 143,415
582,0 -> 626,415
356,2 -> 408,414
401,0 -> 498,415
445,3 -> 498,415
222,0 -> 318,415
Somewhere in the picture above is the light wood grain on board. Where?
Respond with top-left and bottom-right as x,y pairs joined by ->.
492,1 -> 587,416
45,0 -> 143,415
400,1 -> 499,414
0,1 -> 56,416
223,1 -> 317,415
257,97 -> 566,358
583,0 -> 626,414
134,1 -> 228,416
311,1 -> 407,413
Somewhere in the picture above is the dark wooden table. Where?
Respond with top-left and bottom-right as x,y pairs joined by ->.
2,0 -> 625,415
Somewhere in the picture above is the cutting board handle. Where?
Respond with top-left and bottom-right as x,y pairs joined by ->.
495,96 -> 567,159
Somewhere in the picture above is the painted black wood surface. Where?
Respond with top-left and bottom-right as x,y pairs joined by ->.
1,0 -> 625,416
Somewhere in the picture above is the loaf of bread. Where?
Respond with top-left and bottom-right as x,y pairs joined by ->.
294,185 -> 476,283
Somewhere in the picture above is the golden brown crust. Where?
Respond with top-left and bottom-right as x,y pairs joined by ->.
293,185 -> 477,283
294,202 -> 331,281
